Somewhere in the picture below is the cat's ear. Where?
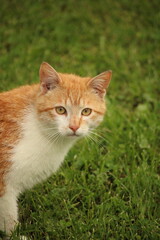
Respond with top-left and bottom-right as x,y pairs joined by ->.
88,70 -> 112,98
39,62 -> 61,94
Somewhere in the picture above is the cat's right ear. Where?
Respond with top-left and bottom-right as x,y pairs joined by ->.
39,62 -> 61,94
88,70 -> 112,98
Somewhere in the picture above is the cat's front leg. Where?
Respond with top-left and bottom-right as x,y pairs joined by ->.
0,186 -> 18,236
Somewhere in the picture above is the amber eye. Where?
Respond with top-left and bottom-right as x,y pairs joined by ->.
81,108 -> 92,116
55,106 -> 66,115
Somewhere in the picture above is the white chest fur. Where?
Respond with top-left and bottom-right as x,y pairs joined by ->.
7,109 -> 74,193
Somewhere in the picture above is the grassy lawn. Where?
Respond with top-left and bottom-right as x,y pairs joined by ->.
0,0 -> 160,239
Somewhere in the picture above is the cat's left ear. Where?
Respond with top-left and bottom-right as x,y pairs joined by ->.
39,62 -> 61,94
88,70 -> 112,98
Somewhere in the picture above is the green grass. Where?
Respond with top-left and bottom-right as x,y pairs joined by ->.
0,0 -> 160,239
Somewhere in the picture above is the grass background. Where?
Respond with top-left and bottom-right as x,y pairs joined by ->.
0,0 -> 160,239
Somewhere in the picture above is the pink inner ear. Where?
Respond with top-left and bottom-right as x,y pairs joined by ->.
88,70 -> 112,97
39,62 -> 61,94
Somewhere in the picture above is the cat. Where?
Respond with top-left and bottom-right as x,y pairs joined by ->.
0,62 -> 112,236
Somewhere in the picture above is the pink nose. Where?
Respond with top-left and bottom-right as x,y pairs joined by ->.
69,125 -> 79,132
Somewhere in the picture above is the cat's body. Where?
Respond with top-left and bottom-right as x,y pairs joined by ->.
0,62 -> 112,235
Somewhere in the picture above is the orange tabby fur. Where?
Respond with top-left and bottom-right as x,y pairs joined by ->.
0,86 -> 36,195
0,63 -> 111,196
0,62 -> 112,235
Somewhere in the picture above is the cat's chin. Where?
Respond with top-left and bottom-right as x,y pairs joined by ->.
67,133 -> 81,138
65,132 -> 85,138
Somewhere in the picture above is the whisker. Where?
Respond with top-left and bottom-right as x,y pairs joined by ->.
96,128 -> 112,133
86,131 -> 111,152
89,130 -> 109,143
86,134 -> 98,144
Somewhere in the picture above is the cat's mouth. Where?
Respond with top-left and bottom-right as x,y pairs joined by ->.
67,133 -> 80,137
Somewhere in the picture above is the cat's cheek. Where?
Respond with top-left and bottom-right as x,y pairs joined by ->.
76,126 -> 89,137
38,111 -> 57,124
56,117 -> 69,136
94,115 -> 104,125
59,128 -> 71,137
95,118 -> 103,126
88,117 -> 103,130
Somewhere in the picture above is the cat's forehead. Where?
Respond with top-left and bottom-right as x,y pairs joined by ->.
57,74 -> 91,105
51,88 -> 100,110
46,73 -> 104,108
59,73 -> 90,89
56,88 -> 91,107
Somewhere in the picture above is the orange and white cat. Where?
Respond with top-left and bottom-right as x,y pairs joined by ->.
0,62 -> 112,235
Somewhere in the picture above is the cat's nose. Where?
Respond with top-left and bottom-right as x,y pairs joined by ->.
69,125 -> 79,133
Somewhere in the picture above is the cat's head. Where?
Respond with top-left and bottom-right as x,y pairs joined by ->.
36,62 -> 112,140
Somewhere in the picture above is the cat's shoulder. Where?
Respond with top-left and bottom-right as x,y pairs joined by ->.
0,84 -> 39,98
0,84 -> 39,123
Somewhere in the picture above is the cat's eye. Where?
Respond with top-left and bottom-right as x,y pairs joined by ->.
55,106 -> 66,115
81,108 -> 92,116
